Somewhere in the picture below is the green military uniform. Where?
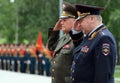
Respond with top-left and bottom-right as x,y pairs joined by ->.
47,28 -> 74,83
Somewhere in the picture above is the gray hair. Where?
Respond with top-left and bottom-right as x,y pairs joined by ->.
96,15 -> 102,22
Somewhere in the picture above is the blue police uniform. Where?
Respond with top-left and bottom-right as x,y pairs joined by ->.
69,4 -> 117,83
71,24 -> 117,83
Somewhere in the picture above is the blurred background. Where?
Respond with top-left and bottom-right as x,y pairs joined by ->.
0,0 -> 120,82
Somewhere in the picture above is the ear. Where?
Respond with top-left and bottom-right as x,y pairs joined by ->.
90,16 -> 94,21
90,16 -> 95,23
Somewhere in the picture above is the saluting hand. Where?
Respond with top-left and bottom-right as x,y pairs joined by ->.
72,20 -> 81,32
53,20 -> 62,31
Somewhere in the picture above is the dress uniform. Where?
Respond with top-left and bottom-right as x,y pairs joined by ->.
43,55 -> 51,76
47,2 -> 83,83
37,51 -> 44,75
70,4 -> 117,83
28,55 -> 36,74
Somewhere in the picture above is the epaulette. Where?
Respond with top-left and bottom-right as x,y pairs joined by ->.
89,27 -> 106,40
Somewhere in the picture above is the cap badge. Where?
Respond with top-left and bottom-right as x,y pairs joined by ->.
77,11 -> 90,17
62,4 -> 65,9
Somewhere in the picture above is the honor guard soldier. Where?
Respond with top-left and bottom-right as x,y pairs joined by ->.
47,2 -> 83,83
37,50 -> 45,75
28,47 -> 36,74
70,4 -> 117,83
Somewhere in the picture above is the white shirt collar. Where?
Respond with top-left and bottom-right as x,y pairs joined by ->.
88,23 -> 103,36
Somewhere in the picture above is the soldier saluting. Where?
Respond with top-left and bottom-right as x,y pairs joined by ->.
70,4 -> 117,83
47,2 -> 83,83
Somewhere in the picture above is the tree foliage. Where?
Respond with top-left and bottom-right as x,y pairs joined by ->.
0,0 -> 120,55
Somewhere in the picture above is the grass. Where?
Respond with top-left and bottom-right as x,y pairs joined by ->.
115,65 -> 120,83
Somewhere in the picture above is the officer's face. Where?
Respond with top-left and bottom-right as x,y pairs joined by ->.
60,18 -> 75,33
77,15 -> 92,34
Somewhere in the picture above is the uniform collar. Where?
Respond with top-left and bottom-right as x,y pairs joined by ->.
88,23 -> 103,37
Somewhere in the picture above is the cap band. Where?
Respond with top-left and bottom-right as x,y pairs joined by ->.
60,11 -> 75,19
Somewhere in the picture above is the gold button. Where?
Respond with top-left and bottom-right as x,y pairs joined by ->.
52,77 -> 54,80
53,61 -> 56,64
52,69 -> 55,72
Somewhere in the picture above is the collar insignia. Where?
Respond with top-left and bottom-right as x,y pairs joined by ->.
89,32 -> 97,40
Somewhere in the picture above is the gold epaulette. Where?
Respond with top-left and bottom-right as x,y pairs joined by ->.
89,27 -> 106,40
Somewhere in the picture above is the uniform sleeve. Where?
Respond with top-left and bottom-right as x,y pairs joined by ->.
47,28 -> 60,51
69,31 -> 84,47
94,36 -> 116,83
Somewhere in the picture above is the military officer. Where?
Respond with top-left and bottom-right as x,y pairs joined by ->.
47,2 -> 83,83
70,4 -> 117,83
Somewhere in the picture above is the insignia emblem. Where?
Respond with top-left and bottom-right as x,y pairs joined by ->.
81,46 -> 89,53
62,4 -> 65,9
102,43 -> 110,56
62,11 -> 66,15
89,32 -> 97,40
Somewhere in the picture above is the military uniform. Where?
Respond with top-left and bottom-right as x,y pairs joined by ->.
29,55 -> 36,74
43,55 -> 51,76
48,29 -> 74,83
70,4 -> 117,83
37,52 -> 44,75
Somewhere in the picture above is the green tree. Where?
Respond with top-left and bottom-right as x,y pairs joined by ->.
0,0 -> 120,63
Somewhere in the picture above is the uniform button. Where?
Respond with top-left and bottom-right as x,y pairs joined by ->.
52,77 -> 55,80
52,69 -> 55,72
56,54 -> 58,56
53,61 -> 56,64
70,76 -> 72,79
73,61 -> 75,64
72,70 -> 74,73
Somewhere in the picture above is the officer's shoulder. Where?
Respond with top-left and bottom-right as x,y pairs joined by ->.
98,29 -> 113,40
99,28 -> 110,37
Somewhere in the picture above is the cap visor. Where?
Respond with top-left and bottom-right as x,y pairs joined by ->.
76,16 -> 85,21
59,16 -> 69,19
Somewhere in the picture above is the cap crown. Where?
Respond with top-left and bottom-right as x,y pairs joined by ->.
75,4 -> 104,20
60,2 -> 78,19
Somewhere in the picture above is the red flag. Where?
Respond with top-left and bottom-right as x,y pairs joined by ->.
36,32 -> 43,51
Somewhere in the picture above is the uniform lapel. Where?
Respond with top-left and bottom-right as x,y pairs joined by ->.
88,24 -> 105,38
55,34 -> 71,53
